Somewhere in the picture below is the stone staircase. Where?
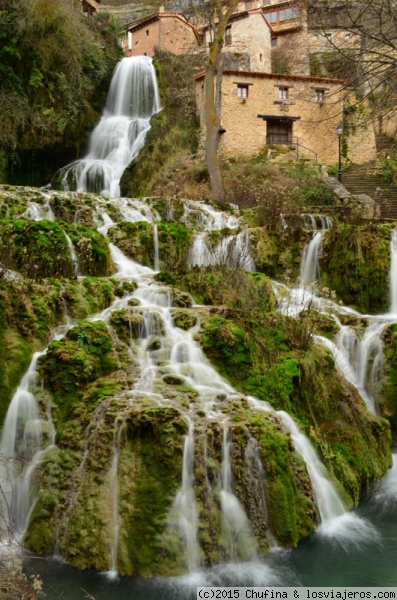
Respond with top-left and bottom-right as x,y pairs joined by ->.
342,160 -> 397,220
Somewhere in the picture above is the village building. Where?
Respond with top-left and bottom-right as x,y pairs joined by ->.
203,9 -> 272,72
123,0 -> 378,165
195,69 -> 352,164
123,13 -> 199,57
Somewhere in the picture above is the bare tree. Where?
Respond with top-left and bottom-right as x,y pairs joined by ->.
308,0 -> 397,129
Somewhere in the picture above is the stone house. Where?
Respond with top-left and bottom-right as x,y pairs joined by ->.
123,13 -> 199,57
195,69 -> 346,164
204,9 -> 272,73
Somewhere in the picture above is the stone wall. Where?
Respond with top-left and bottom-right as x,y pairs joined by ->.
205,11 -> 271,73
125,15 -> 198,57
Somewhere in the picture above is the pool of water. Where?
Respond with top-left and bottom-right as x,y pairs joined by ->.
27,476 -> 397,600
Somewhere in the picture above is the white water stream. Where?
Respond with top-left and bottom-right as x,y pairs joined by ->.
58,56 -> 160,198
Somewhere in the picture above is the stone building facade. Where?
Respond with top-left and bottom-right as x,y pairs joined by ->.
124,13 -> 199,58
204,9 -> 272,73
195,70 -> 348,164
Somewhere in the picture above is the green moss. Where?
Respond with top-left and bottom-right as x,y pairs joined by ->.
0,323 -> 33,425
321,224 -> 391,313
39,320 -> 117,423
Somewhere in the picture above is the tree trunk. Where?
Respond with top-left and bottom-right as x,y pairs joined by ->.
204,0 -> 239,204
205,52 -> 225,202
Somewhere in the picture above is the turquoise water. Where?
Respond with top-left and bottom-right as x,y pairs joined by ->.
28,478 -> 397,600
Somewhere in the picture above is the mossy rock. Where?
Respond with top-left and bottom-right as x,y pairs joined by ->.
321,224 -> 391,314
110,308 -> 146,342
171,308 -> 197,330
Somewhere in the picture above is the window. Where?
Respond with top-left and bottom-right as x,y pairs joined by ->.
245,1 -> 253,9
271,37 -> 278,47
315,89 -> 325,103
237,84 -> 249,99
225,25 -> 232,45
278,86 -> 288,100
269,11 -> 278,23
146,29 -> 149,36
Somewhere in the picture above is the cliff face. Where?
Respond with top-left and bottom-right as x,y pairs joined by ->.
0,185 -> 392,576
0,2 -> 122,186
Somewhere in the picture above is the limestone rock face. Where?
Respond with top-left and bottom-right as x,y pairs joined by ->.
0,186 -> 392,577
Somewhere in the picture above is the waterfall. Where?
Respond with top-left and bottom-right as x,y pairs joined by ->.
300,231 -> 324,287
0,352 -> 54,542
189,230 -> 255,271
64,232 -> 80,277
58,56 -> 161,198
244,436 -> 277,549
277,411 -> 345,522
390,230 -> 397,314
220,424 -> 257,561
106,420 -> 124,580
153,224 -> 160,271
168,418 -> 200,572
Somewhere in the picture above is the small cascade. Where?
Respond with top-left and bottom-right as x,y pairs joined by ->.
22,202 -> 46,221
110,243 -> 154,278
63,232 -> 80,278
0,352 -> 54,542
58,56 -> 161,198
321,216 -> 332,229
106,419 -> 124,580
112,198 -> 160,223
390,230 -> 397,314
182,200 -> 240,231
277,411 -> 345,522
43,195 -> 55,221
96,208 -> 115,235
244,436 -> 277,549
153,224 -> 160,271
300,231 -> 324,287
168,418 -> 200,572
189,230 -> 255,271
220,424 -> 257,561
280,213 -> 288,229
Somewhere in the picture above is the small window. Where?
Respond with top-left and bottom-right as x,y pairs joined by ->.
225,25 -> 232,45
245,1 -> 253,9
271,37 -> 278,47
278,86 -> 288,100
269,11 -> 278,23
315,89 -> 325,103
146,29 -> 149,36
237,84 -> 249,99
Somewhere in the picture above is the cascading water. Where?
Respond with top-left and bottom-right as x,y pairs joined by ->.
107,419 -> 124,580
153,223 -> 160,271
277,411 -> 345,521
64,232 -> 80,277
58,56 -> 160,198
189,229 -> 255,271
0,352 -> 55,542
390,230 -> 397,314
300,231 -> 324,287
220,424 -> 257,561
168,418 -> 200,572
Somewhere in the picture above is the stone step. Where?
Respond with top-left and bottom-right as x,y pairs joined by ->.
342,160 -> 397,219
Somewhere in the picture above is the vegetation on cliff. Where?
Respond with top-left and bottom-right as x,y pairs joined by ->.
0,185 -> 394,578
0,0 -> 122,185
